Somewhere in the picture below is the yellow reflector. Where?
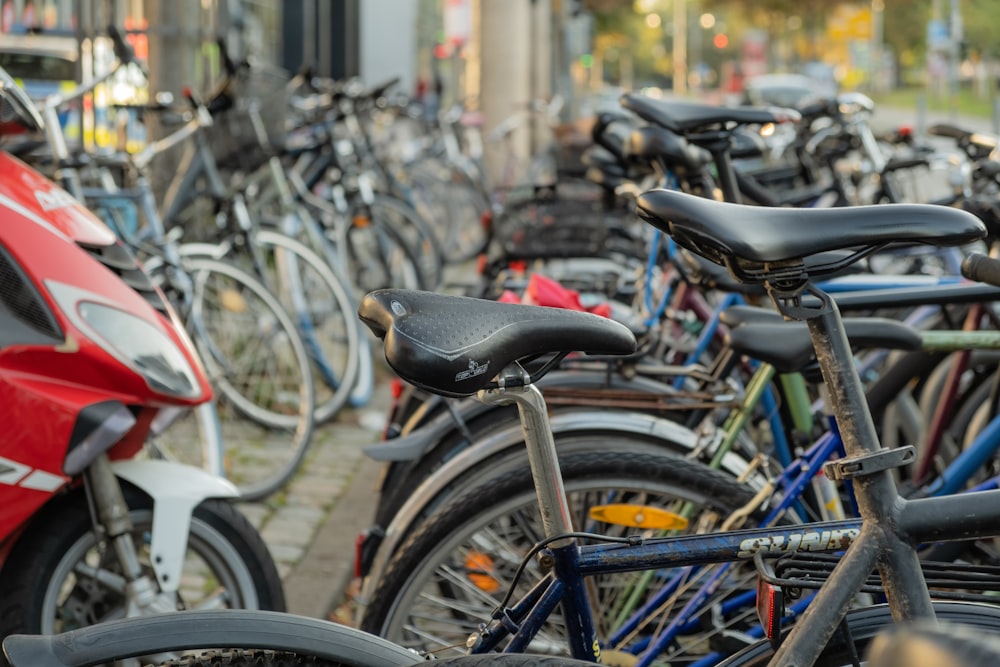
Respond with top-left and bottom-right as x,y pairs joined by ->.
220,288 -> 248,313
353,215 -> 371,228
464,551 -> 500,593
588,504 -> 689,530
601,649 -> 640,667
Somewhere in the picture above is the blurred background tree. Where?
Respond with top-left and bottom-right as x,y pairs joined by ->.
581,0 -> 1000,95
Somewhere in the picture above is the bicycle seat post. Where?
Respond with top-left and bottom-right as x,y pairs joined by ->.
478,363 -> 575,548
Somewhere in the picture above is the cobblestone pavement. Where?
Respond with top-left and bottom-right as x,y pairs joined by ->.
236,383 -> 390,621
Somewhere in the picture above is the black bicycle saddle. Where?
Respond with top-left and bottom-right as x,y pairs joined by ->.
620,94 -> 801,134
636,188 -> 987,281
726,316 -> 922,374
358,290 -> 637,397
623,126 -> 711,171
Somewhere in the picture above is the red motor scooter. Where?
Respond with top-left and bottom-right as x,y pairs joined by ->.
0,67 -> 284,643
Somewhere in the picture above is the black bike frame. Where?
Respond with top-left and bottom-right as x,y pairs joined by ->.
472,282 -> 1000,666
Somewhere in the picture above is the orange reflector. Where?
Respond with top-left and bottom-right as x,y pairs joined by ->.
464,551 -> 500,593
353,215 -> 371,228
220,288 -> 248,313
588,504 -> 689,530
601,649 -> 640,667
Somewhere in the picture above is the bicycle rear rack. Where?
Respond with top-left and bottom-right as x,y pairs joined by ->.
759,551 -> 1000,605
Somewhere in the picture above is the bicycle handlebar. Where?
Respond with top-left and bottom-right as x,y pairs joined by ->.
961,253 -> 1000,288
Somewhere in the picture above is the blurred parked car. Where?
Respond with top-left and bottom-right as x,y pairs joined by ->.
0,32 -> 80,140
742,72 -> 836,108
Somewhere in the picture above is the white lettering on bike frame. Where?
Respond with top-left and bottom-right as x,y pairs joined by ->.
737,527 -> 861,558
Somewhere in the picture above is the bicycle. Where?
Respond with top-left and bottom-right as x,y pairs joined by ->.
350,97 -> 1000,661
356,220 -> 1000,594
282,74 -> 445,293
354,188 -> 1000,664
357,297 -> 1000,663
34,28 -> 318,502
152,60 -> 361,428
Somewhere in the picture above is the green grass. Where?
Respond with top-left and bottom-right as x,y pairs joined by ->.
872,86 -> 998,119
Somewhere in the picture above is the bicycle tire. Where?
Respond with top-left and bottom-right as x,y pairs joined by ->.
1,610 -> 422,667
183,256 -> 316,501
717,601 -> 1000,666
336,203 -> 426,296
154,651 -> 346,666
364,193 -> 445,290
360,445 -> 764,661
253,228 -> 361,424
402,155 -> 491,263
434,657 -> 601,666
154,651 -> 600,667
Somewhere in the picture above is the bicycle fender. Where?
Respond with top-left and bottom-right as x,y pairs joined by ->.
359,409 -> 756,599
111,459 -> 239,594
176,241 -> 228,260
365,369 -> 687,461
364,418 -> 449,461
364,397 -> 484,461
2,609 -> 423,667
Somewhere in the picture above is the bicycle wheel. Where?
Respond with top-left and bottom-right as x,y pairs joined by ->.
253,228 -> 361,424
360,445 -> 764,662
717,601 -> 1000,666
365,399 -> 760,578
2,610 -> 424,667
337,203 -> 425,296
183,256 -> 315,501
362,193 -> 445,290
402,156 -> 491,263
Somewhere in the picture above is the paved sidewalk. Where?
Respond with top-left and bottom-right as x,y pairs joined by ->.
237,384 -> 390,620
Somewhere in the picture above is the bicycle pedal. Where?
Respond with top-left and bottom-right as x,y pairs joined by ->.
588,504 -> 688,530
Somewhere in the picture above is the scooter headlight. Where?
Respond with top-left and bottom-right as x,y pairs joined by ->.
46,281 -> 202,399
77,301 -> 201,398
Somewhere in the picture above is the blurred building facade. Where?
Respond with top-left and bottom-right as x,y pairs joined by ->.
0,0 -> 583,180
